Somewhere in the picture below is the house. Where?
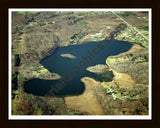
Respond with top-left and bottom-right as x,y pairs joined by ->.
107,88 -> 116,100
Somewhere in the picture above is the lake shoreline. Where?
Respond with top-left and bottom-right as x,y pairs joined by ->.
64,43 -> 145,114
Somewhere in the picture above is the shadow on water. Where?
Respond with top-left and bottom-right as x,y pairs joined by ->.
24,40 -> 133,96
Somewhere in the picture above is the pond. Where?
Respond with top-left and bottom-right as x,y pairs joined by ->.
24,40 -> 132,96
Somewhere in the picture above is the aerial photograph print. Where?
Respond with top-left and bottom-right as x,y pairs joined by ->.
9,9 -> 151,119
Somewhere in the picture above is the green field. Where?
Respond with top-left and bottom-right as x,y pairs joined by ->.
17,11 -> 40,14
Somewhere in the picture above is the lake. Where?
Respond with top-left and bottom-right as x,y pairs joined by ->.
24,40 -> 132,96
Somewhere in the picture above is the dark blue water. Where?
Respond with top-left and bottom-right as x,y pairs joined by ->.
24,40 -> 132,96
